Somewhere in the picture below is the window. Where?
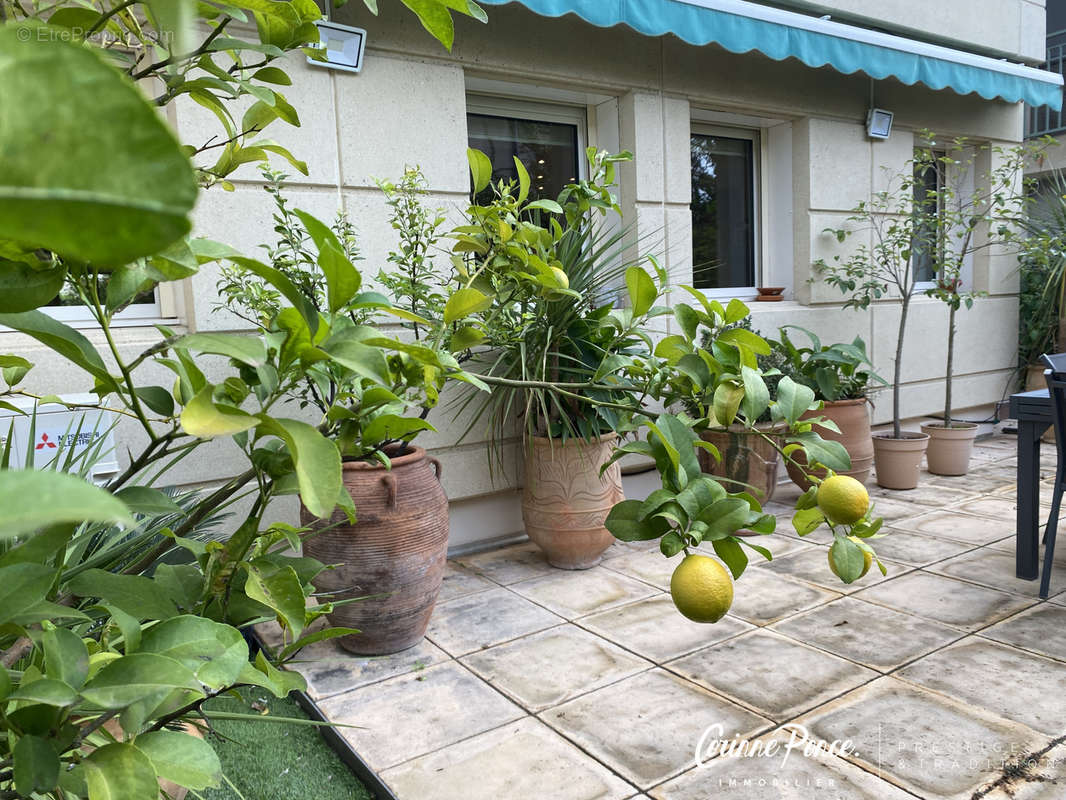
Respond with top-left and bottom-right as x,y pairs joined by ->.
912,151 -> 943,285
466,96 -> 585,203
44,281 -> 165,325
690,127 -> 758,292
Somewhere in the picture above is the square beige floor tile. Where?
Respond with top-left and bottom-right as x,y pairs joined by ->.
666,630 -> 877,721
600,547 -> 677,591
289,637 -> 450,700
579,594 -> 753,663
437,561 -> 496,603
455,541 -> 556,585
866,528 -> 975,567
317,661 -> 524,771
651,737 -> 916,800
771,597 -> 962,671
542,668 -> 771,790
509,566 -> 659,619
894,509 -> 1013,545
948,495 -> 1018,521
426,586 -> 563,656
726,568 -> 841,626
379,716 -> 636,800
855,570 -> 1034,631
867,482 -> 979,508
897,638 -> 1066,736
982,603 -> 1066,662
926,548 -> 1066,599
798,678 -> 1048,800
761,547 -> 907,594
929,471 -> 1017,493
461,625 -> 650,711
862,496 -> 932,524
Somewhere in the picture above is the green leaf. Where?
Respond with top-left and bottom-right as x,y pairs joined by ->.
238,650 -> 306,698
43,626 -> 90,689
14,734 -> 60,796
792,505 -> 826,536
361,414 -> 434,443
660,531 -> 686,557
514,155 -> 531,203
320,339 -> 391,384
257,418 -> 341,519
829,536 -> 867,584
135,730 -> 221,791
450,324 -> 485,350
0,471 -> 134,538
724,298 -> 749,324
790,431 -> 851,472
181,385 -> 258,438
625,266 -> 656,317
0,259 -> 66,312
243,559 -> 307,640
524,199 -> 564,214
697,497 -> 752,539
0,310 -> 116,389
81,653 -> 202,709
774,376 -> 816,426
444,287 -> 492,324
140,616 -> 248,689
252,66 -> 292,84
673,303 -> 700,342
114,486 -> 183,516
294,209 -> 362,312
10,678 -> 78,707
83,743 -> 160,800
278,625 -> 361,660
712,382 -> 744,427
401,0 -> 457,49
68,570 -> 180,620
0,25 -> 197,264
176,333 -> 268,367
718,326 -> 770,356
130,385 -> 173,417
604,499 -> 670,541
740,365 -> 769,423
712,537 -> 748,579
227,256 -> 318,336
467,148 -> 492,193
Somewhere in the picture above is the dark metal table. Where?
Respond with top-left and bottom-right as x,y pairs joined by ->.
1008,388 -> 1052,580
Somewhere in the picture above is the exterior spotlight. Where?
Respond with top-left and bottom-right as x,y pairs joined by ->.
866,108 -> 893,139
307,20 -> 367,73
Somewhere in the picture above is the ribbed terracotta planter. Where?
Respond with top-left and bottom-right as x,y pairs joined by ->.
302,446 -> 448,655
872,432 -> 930,490
522,434 -> 624,570
922,422 -> 979,476
698,422 -> 786,503
786,398 -> 873,490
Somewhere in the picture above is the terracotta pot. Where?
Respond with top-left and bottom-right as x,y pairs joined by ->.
302,446 -> 449,655
522,434 -> 624,570
698,422 -> 786,503
786,398 -> 873,490
922,422 -> 979,476
871,432 -> 930,490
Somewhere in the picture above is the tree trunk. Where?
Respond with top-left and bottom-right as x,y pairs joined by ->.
893,295 -> 910,439
944,302 -> 956,426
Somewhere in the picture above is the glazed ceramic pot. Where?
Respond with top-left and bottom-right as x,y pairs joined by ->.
521,434 -> 624,570
302,446 -> 448,655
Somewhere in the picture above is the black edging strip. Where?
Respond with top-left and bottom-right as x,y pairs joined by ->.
243,629 -> 399,800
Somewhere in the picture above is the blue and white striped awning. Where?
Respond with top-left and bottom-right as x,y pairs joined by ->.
480,0 -> 1064,109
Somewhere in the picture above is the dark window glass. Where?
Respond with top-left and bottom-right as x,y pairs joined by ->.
912,155 -> 942,284
467,113 -> 579,203
691,133 -> 755,290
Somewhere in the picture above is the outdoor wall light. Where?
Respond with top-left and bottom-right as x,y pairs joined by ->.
307,20 -> 367,73
866,107 -> 894,139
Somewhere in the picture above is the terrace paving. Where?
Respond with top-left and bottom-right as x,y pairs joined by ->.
261,435 -> 1066,799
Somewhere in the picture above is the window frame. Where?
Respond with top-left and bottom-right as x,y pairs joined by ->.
689,122 -> 763,300
465,94 -> 590,194
911,147 -> 945,293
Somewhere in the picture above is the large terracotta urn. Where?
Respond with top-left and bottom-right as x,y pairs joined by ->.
786,398 -> 873,490
302,446 -> 448,655
698,422 -> 786,503
521,434 -> 624,570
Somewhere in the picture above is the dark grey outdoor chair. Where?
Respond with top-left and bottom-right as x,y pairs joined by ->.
1040,352 -> 1066,598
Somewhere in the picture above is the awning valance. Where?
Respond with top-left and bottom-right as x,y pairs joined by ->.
479,0 -> 1064,110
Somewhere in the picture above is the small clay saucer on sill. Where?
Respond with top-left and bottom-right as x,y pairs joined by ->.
755,287 -> 785,302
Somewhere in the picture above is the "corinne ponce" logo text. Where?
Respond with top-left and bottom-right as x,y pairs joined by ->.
696,723 -> 858,769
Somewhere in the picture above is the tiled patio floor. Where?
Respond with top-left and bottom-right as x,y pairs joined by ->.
265,436 -> 1066,799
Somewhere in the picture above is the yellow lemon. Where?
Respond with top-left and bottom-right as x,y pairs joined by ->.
816,475 -> 870,526
670,554 -> 734,623
828,535 -> 873,580
550,266 -> 569,289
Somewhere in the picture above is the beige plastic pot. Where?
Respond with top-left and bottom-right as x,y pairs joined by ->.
872,432 -> 930,490
522,433 -> 624,570
921,422 -> 979,476
786,398 -> 873,490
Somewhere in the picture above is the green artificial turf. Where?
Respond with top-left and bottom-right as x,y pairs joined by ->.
197,688 -> 373,800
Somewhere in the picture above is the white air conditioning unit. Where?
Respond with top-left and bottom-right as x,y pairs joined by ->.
0,394 -> 119,484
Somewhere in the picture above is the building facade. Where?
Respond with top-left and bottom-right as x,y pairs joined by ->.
8,0 -> 1060,552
